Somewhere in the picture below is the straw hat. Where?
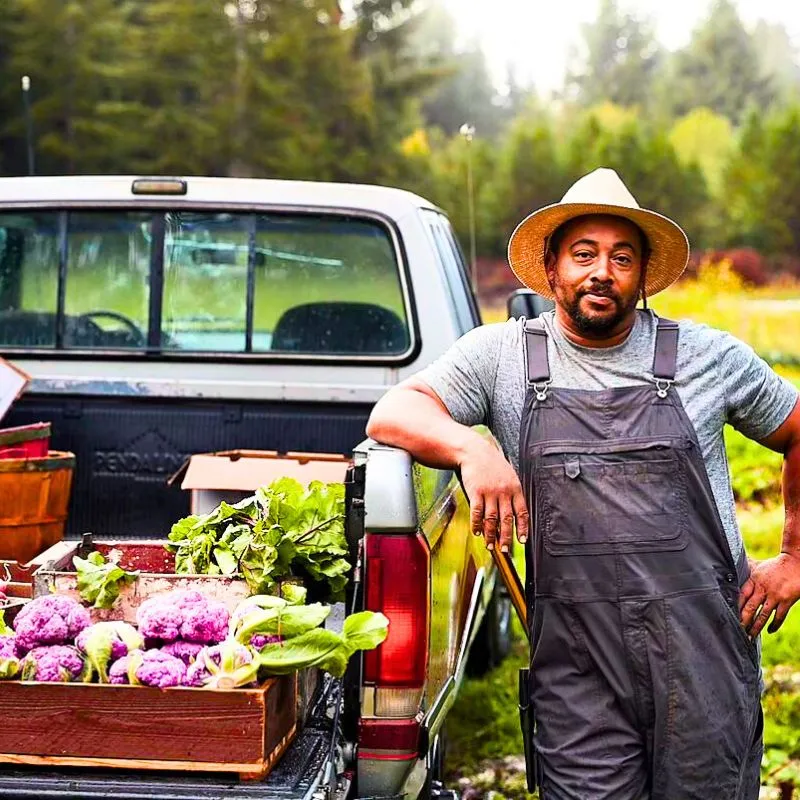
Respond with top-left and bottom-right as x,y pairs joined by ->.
507,168 -> 690,300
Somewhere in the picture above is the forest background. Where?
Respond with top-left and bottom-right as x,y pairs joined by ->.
3,0 -> 800,304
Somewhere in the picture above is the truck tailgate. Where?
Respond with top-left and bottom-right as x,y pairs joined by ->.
0,726 -> 331,800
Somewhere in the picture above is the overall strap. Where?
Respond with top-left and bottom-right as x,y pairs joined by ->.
523,317 -> 551,385
653,316 -> 679,381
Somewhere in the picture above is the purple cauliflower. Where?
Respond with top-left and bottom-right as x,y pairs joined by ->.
21,645 -> 86,682
109,653 -> 133,685
250,634 -> 283,650
180,602 -> 229,644
185,641 -> 258,689
75,621 -> 144,683
15,595 -> 91,653
128,649 -> 187,688
161,640 -> 204,666
136,590 -> 229,644
0,636 -> 20,679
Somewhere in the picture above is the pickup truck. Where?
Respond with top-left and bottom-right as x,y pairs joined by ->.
0,176 -> 514,800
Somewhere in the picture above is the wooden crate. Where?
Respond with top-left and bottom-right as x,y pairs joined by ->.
0,674 -> 297,779
33,539 -> 250,622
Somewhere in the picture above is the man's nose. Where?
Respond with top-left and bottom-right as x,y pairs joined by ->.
590,253 -> 612,281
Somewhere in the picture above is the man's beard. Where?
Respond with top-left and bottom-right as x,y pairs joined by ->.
558,284 -> 639,336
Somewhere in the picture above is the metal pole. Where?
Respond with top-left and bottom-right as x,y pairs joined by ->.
21,76 -> 35,176
459,123 -> 478,291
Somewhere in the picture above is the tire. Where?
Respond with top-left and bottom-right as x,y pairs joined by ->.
466,577 -> 513,677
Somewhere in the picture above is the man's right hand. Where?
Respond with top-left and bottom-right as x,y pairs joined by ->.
366,377 -> 528,553
459,438 -> 529,554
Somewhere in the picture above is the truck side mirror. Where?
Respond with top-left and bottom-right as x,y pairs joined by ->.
506,289 -> 554,321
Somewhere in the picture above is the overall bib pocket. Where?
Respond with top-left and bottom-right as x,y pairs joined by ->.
537,439 -> 690,556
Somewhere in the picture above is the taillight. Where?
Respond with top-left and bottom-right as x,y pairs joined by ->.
362,532 -> 430,719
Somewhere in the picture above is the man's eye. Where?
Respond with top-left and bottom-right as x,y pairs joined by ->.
574,251 -> 593,260
614,255 -> 632,266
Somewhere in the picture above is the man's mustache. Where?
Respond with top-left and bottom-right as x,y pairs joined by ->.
578,286 -> 619,301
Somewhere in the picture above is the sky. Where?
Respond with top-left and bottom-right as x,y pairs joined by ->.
439,0 -> 800,93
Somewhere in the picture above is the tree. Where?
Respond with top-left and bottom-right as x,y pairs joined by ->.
1,0 -> 148,174
566,0 -> 662,109
722,105 -> 800,254
752,20 -> 800,103
668,108 -> 733,193
658,0 -> 774,124
129,0 -> 236,176
480,116 -> 567,256
348,0 -> 443,181
220,0 -> 375,181
396,126 -> 497,255
411,2 -> 503,139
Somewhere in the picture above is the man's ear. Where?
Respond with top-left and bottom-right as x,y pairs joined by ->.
545,250 -> 557,291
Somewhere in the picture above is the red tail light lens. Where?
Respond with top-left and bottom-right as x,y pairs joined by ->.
363,533 -> 430,688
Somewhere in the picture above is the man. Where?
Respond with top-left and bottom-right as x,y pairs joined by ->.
366,168 -> 800,799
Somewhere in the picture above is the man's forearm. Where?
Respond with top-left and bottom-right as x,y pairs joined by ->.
741,417 -> 800,635
782,439 -> 800,558
366,384 -> 488,470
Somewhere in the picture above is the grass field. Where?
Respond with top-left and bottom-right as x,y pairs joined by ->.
448,272 -> 800,798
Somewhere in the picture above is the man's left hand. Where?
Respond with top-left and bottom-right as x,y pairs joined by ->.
739,553 -> 800,636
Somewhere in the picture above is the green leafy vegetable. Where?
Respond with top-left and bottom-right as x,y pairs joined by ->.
342,611 -> 392,651
233,602 -> 331,644
168,479 -> 350,601
73,552 -> 139,609
257,628 -> 352,677
257,611 -> 389,678
0,611 -> 13,638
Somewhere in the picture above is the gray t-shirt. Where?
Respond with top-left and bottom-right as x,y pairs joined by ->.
417,310 -> 798,560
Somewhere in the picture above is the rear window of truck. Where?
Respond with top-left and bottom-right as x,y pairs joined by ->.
0,210 -> 412,359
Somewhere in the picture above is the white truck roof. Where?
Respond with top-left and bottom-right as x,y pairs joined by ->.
0,175 -> 439,219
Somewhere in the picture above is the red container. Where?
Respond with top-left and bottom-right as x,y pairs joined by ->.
0,423 -> 50,460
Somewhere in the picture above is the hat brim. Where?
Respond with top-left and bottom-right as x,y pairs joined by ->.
507,202 -> 690,300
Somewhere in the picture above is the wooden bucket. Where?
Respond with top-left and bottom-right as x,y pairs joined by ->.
0,452 -> 75,562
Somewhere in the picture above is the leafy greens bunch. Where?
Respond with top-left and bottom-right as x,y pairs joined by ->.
231,594 -> 389,679
73,551 -> 139,610
167,478 -> 350,601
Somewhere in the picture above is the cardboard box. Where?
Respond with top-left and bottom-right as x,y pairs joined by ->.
170,449 -> 350,515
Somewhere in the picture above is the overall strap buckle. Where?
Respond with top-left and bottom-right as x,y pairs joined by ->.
655,379 -> 673,399
533,380 -> 553,402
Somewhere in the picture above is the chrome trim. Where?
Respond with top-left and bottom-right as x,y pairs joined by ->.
423,568 -> 487,743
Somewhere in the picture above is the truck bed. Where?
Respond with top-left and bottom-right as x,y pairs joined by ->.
0,725 -> 332,800
6,395 -> 371,538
